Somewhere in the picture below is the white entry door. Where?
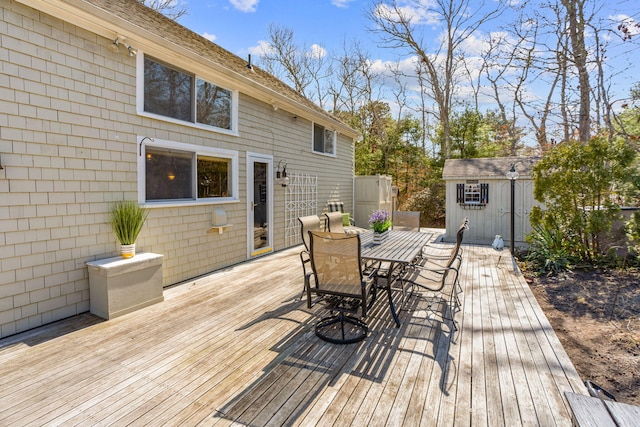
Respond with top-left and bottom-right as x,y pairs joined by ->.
247,153 -> 273,257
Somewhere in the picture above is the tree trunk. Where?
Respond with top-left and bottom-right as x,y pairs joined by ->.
562,0 -> 591,143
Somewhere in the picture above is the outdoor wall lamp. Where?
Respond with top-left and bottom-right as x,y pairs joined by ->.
506,164 -> 519,255
110,36 -> 136,56
276,160 -> 289,187
109,37 -> 121,52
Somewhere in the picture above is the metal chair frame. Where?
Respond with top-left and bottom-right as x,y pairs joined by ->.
305,231 -> 377,344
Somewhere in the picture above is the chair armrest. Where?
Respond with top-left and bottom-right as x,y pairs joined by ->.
401,260 -> 460,292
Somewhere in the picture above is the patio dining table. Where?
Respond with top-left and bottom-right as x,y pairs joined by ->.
359,230 -> 434,326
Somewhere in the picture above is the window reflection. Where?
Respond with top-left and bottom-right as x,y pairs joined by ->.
145,147 -> 193,200
198,156 -> 230,198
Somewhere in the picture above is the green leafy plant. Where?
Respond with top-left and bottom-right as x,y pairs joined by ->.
109,201 -> 148,245
403,182 -> 446,227
368,209 -> 392,233
531,135 -> 638,263
626,211 -> 640,258
525,223 -> 573,274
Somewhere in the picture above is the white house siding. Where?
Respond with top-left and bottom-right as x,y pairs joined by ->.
0,1 -> 356,338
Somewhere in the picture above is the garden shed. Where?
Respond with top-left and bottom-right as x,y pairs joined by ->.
442,157 -> 543,249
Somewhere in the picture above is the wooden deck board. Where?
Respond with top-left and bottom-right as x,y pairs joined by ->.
0,241 -> 587,426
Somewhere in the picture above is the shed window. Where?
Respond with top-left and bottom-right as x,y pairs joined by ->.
457,183 -> 489,207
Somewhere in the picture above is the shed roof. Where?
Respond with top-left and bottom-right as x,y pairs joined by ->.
442,156 -> 541,180
19,0 -> 358,138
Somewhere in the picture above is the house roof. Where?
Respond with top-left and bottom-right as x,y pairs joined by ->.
16,0 -> 358,139
442,156 -> 541,179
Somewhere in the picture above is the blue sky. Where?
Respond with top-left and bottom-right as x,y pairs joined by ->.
176,0 -> 640,143
180,0 -> 378,61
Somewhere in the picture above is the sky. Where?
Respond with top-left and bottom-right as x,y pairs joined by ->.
175,0 -> 640,146
179,0 -> 380,62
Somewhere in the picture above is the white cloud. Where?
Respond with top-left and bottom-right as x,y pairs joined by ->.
331,0 -> 354,8
201,32 -> 216,42
610,14 -> 640,38
247,40 -> 273,56
308,44 -> 327,59
229,0 -> 258,13
374,1 -> 440,26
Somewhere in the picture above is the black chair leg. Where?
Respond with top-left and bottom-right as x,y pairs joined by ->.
315,312 -> 368,344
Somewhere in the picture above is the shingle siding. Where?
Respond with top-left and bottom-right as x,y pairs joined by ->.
0,0 -> 356,338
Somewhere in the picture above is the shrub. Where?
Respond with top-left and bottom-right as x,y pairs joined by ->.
531,136 -> 638,263
402,181 -> 446,227
525,223 -> 574,274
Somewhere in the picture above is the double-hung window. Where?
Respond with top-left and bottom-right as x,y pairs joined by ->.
313,123 -> 336,155
139,138 -> 239,205
141,56 -> 236,133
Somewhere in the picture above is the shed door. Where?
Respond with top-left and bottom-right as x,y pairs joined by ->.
497,180 -> 526,245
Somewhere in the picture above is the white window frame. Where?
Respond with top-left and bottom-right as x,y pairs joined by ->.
137,137 -> 239,207
464,183 -> 482,204
312,123 -> 337,156
136,54 -> 239,136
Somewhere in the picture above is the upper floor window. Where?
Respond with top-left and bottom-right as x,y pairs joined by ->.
142,56 -> 235,132
313,123 -> 336,155
139,138 -> 239,205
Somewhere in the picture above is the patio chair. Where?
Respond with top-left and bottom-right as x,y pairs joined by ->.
325,211 -> 367,235
392,211 -> 421,231
325,211 -> 347,233
327,201 -> 355,226
401,242 -> 463,333
298,215 -> 323,299
421,217 -> 468,264
417,218 -> 467,299
305,231 -> 377,344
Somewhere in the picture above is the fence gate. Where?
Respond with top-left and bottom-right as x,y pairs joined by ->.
284,173 -> 318,247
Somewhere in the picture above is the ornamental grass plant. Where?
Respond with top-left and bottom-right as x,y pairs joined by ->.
109,201 -> 148,245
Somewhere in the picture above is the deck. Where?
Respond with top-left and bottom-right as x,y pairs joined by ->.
0,235 -> 586,426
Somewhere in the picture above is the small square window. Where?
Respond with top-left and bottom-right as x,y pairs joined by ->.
456,183 -> 489,206
313,123 -> 335,155
197,156 -> 230,198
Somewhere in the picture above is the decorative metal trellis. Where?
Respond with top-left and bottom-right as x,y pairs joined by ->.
284,173 -> 318,247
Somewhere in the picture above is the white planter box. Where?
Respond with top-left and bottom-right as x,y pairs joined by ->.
87,253 -> 164,320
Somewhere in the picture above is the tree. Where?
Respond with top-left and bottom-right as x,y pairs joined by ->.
560,0 -> 591,143
531,136 -> 638,262
368,0 -> 502,159
480,33 -> 528,155
260,25 -> 313,98
260,25 -> 331,108
328,41 -> 379,116
139,0 -> 187,20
